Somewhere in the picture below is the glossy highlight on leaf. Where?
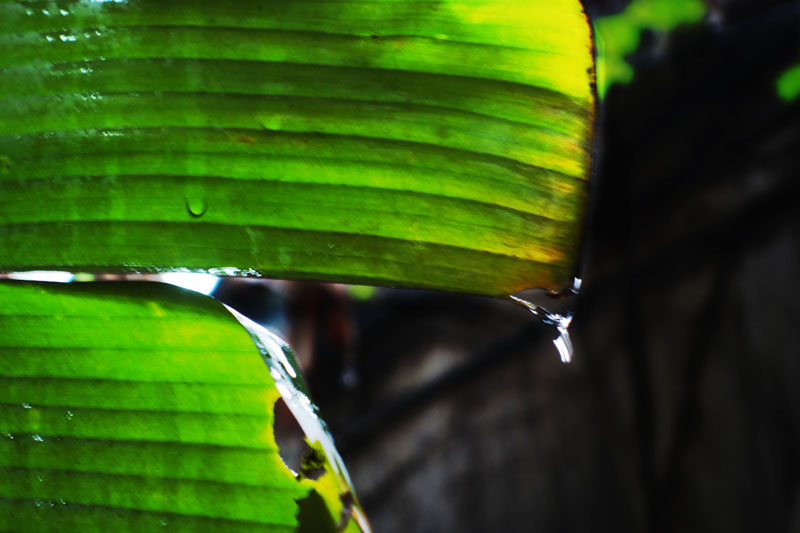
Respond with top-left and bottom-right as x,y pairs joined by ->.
0,281 -> 361,532
0,0 -> 595,295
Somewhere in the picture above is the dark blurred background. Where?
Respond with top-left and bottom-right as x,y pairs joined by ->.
218,1 -> 800,531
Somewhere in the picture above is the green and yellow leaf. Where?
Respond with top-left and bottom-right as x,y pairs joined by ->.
0,0 -> 595,296
0,281 -> 357,532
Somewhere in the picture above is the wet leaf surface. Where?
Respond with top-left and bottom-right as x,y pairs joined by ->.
0,0 -> 595,296
0,281 -> 363,532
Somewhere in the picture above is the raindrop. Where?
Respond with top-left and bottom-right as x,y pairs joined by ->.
510,295 -> 574,363
65,410 -> 74,421
4,433 -> 14,440
22,403 -> 32,409
572,277 -> 583,292
159,520 -> 169,527
208,266 -> 241,276
185,197 -> 207,218
32,434 -> 44,442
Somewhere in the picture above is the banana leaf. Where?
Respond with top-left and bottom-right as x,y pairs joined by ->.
0,0 -> 595,296
0,280 -> 362,532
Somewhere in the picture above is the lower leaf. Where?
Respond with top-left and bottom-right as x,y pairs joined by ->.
0,280 -> 363,532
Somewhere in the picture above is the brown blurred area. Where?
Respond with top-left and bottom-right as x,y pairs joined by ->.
217,1 -> 800,531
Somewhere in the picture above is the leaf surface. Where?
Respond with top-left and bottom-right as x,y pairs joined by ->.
0,280 -> 355,532
0,0 -> 594,295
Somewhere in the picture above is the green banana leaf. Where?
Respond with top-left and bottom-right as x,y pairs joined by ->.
0,0 -> 595,296
0,280 -> 363,532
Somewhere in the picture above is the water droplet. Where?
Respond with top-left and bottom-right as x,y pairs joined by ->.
510,295 -> 574,363
22,403 -> 32,409
159,519 -> 169,527
32,434 -> 44,442
185,197 -> 207,218
32,499 -> 55,508
65,410 -> 74,421
5,433 -> 14,440
36,475 -> 44,483
59,9 -> 69,16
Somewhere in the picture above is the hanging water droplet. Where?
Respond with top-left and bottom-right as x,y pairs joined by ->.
185,197 -> 207,218
32,434 -> 44,442
510,295 -> 574,363
572,277 -> 582,292
552,318 -> 574,363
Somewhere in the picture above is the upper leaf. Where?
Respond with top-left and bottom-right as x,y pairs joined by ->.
0,0 -> 595,295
